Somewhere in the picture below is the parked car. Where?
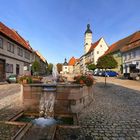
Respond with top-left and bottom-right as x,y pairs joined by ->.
6,74 -> 17,83
102,71 -> 118,77
93,70 -> 104,76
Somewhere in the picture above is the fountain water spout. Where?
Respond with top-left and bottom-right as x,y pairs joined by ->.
52,64 -> 58,83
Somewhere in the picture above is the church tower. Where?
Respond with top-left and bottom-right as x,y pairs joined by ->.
84,24 -> 92,53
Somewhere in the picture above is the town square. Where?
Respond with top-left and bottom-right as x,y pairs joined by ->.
0,0 -> 140,140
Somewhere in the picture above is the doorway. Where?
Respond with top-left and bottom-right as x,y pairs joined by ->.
0,59 -> 5,82
16,64 -> 20,75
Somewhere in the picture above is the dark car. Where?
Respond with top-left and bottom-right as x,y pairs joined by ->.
102,71 -> 118,77
6,75 -> 17,83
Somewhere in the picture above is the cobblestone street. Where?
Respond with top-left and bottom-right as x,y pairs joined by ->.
0,78 -> 140,139
0,84 -> 22,120
79,77 -> 140,140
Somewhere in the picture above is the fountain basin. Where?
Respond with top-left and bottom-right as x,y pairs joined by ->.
23,83 -> 93,114
12,113 -> 76,127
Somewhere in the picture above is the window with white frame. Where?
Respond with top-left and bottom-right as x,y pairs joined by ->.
132,51 -> 136,58
0,37 -> 3,48
124,54 -> 127,61
17,47 -> 23,56
24,50 -> 30,60
6,63 -> 13,73
128,53 -> 131,59
7,42 -> 14,53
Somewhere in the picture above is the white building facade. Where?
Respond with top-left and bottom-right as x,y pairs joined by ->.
62,58 -> 69,74
122,42 -> 140,74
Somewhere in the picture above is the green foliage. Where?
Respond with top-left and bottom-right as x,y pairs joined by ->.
32,60 -> 40,73
57,63 -> 63,73
97,55 -> 118,69
18,75 -> 42,84
97,55 -> 118,86
87,64 -> 96,71
26,77 -> 33,84
47,63 -> 53,74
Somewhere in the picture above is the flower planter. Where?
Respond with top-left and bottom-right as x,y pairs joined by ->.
22,79 -> 27,84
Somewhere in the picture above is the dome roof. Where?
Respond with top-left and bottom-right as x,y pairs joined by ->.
85,24 -> 92,34
63,58 -> 68,66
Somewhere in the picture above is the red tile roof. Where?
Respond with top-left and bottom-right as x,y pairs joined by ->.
68,57 -> 76,66
88,38 -> 101,53
121,40 -> 140,52
128,31 -> 140,44
105,31 -> 140,54
0,22 -> 32,51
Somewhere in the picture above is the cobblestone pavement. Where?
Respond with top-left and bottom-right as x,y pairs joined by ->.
96,77 -> 140,91
0,84 -> 21,100
0,84 -> 22,121
0,122 -> 23,140
79,77 -> 140,140
0,84 -> 24,140
54,127 -> 85,140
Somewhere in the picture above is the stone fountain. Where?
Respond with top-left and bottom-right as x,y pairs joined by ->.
20,64 -> 94,139
34,64 -> 58,126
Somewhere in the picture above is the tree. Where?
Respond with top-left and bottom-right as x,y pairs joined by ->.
47,63 -> 53,75
97,55 -> 118,85
87,64 -> 96,71
31,60 -> 40,75
57,63 -> 62,73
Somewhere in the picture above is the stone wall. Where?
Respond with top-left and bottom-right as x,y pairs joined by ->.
22,84 -> 94,114
23,85 -> 42,113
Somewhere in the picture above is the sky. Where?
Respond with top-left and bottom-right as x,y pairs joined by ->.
0,0 -> 140,63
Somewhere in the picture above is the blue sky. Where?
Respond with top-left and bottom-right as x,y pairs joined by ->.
0,0 -> 140,63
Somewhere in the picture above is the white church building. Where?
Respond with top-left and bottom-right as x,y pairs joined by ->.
62,24 -> 108,75
80,24 -> 108,74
